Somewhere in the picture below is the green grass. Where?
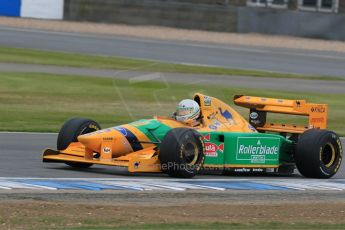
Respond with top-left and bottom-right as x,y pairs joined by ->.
0,46 -> 343,81
0,72 -> 344,135
68,222 -> 345,230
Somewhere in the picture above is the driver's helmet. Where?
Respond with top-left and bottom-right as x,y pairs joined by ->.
175,99 -> 200,124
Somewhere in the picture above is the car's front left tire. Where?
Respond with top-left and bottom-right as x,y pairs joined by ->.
57,117 -> 101,168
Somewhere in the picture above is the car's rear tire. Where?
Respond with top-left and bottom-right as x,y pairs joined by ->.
295,129 -> 343,178
159,128 -> 205,178
57,117 -> 101,168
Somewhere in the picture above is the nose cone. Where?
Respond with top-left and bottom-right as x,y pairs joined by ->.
78,133 -> 102,152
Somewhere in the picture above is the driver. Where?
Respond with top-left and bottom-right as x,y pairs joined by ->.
174,99 -> 201,127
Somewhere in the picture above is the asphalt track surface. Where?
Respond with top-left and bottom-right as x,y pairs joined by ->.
1,63 -> 344,94
1,26 -> 345,78
1,133 -> 344,179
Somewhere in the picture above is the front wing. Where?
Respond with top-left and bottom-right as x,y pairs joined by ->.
43,143 -> 161,172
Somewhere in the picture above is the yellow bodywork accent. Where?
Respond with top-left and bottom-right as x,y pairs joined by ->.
234,95 -> 328,133
193,93 -> 254,133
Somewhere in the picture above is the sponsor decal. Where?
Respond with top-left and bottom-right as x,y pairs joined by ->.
252,168 -> 264,172
238,141 -> 278,155
248,124 -> 257,132
134,161 -> 140,169
311,106 -> 326,113
103,137 -> 113,141
103,147 -> 111,154
208,120 -> 222,130
233,168 -> 264,173
335,139 -> 343,172
311,117 -> 324,123
212,120 -> 221,127
205,142 -> 224,157
88,124 -> 99,130
203,134 -> 211,141
234,168 -> 250,172
250,120 -> 260,125
218,107 -> 236,125
277,99 -> 284,103
204,96 -> 211,106
236,137 -> 280,164
245,96 -> 251,100
251,155 -> 265,163
114,127 -> 127,136
250,112 -> 258,119
114,127 -> 143,151
260,98 -> 267,102
208,125 -> 218,130
266,168 -> 275,173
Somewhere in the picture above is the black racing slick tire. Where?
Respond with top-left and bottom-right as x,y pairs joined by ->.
295,129 -> 343,179
159,128 -> 205,178
57,117 -> 101,168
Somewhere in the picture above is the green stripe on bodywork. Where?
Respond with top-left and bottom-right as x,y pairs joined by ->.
129,119 -> 172,143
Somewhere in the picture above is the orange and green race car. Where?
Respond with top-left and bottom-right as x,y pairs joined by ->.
43,93 -> 343,178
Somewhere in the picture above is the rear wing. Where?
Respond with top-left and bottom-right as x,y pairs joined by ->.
234,95 -> 328,134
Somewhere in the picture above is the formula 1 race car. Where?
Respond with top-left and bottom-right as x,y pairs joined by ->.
43,93 -> 343,178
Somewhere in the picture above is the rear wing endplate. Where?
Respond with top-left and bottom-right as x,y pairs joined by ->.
234,95 -> 328,134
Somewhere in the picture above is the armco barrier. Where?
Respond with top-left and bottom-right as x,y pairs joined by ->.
64,0 -> 238,32
238,6 -> 345,41
0,0 -> 21,17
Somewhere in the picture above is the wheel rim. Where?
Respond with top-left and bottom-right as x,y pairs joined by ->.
322,143 -> 336,168
183,142 -> 199,165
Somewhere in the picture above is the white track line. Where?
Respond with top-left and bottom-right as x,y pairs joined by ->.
280,186 -> 306,191
0,181 -> 42,189
313,185 -> 343,191
19,183 -> 57,190
192,184 -> 226,191
142,183 -> 186,191
0,186 -> 12,190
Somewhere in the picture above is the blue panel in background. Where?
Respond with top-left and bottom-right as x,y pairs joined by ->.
0,0 -> 21,17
